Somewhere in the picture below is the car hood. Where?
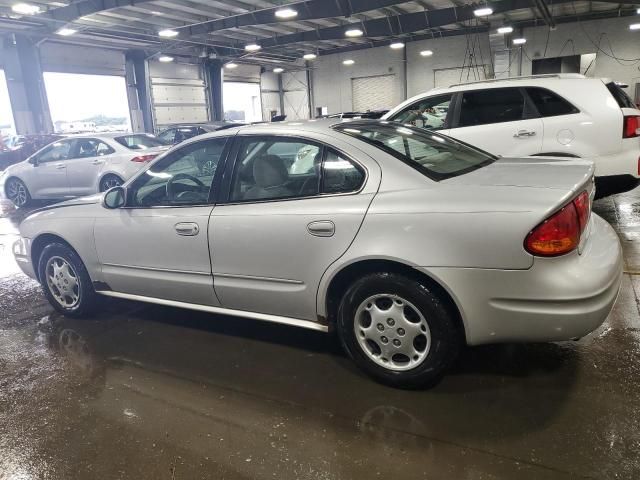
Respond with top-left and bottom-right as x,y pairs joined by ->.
442,156 -> 594,190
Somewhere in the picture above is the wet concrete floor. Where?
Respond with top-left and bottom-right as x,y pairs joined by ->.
0,192 -> 639,479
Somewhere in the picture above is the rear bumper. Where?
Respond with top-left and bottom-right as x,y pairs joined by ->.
424,214 -> 623,345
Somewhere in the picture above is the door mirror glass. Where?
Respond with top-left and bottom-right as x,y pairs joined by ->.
103,186 -> 126,209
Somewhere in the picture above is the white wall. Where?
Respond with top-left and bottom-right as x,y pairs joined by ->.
512,16 -> 640,89
312,46 -> 406,114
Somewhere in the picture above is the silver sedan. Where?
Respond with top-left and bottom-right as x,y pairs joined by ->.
13,120 -> 622,388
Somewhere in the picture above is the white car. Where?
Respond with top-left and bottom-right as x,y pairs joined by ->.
0,133 -> 169,207
384,74 -> 640,195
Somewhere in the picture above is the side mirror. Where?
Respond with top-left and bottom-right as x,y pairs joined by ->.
102,186 -> 126,209
28,157 -> 38,166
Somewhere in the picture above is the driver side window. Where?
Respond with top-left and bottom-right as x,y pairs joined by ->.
391,94 -> 452,130
35,140 -> 73,163
128,138 -> 227,207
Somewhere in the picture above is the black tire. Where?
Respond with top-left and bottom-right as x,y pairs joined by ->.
99,174 -> 123,192
337,272 -> 461,389
38,243 -> 98,317
5,177 -> 31,208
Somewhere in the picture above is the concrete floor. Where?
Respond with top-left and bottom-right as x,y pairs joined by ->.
1,191 -> 639,480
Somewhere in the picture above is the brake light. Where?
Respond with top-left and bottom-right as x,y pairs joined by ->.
525,190 -> 590,257
130,154 -> 157,163
623,115 -> 640,138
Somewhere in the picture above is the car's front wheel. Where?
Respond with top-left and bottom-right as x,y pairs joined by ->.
337,272 -> 461,389
99,174 -> 123,192
38,243 -> 98,317
5,177 -> 31,208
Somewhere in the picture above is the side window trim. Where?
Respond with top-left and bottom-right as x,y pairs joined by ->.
123,136 -> 232,209
219,134 -> 368,205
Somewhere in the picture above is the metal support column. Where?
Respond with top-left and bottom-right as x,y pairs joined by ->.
125,50 -> 153,133
306,66 -> 315,119
2,34 -> 52,134
278,74 -> 285,117
204,59 -> 224,121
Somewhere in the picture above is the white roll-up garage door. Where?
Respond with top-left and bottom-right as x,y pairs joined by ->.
351,74 -> 397,112
149,61 -> 209,130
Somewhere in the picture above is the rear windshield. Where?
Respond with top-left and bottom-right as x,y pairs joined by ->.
606,82 -> 636,109
334,121 -> 496,181
115,134 -> 165,150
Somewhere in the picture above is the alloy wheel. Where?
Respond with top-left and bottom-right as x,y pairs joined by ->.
45,256 -> 81,309
354,294 -> 432,371
101,176 -> 122,191
6,179 -> 28,207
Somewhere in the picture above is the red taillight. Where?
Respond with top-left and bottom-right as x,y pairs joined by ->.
623,115 -> 640,138
525,191 -> 590,257
131,154 -> 157,163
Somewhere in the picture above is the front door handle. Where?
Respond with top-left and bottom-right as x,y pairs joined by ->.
91,160 -> 104,165
55,163 -> 66,169
174,222 -> 200,236
307,220 -> 335,237
514,129 -> 537,138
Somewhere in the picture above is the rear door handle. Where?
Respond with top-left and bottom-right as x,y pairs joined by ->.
307,220 -> 335,237
175,222 -> 200,236
514,129 -> 536,138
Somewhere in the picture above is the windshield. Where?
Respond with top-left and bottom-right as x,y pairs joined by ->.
115,134 -> 165,150
333,121 -> 496,180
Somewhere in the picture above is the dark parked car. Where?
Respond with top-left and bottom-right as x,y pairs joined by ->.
156,122 -> 240,145
0,134 -> 63,170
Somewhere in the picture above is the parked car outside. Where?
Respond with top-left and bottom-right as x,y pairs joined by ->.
0,133 -> 169,207
14,120 -> 622,388
0,134 -> 63,170
319,110 -> 389,120
384,74 -> 640,196
157,122 -> 240,146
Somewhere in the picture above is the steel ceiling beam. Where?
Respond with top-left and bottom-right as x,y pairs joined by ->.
255,0 -> 578,49
38,0 -> 416,28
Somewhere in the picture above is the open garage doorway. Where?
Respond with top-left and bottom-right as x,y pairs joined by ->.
43,72 -> 131,134
0,70 -> 16,137
223,82 -> 262,123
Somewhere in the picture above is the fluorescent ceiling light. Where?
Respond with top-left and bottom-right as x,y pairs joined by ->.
225,62 -> 238,69
275,8 -> 297,19
303,53 -> 317,60
630,23 -> 640,30
158,29 -> 178,37
390,42 -> 405,49
513,37 -> 526,45
345,28 -> 363,37
420,50 -> 433,57
158,55 -> 174,62
497,26 -> 513,34
474,7 -> 493,16
12,3 -> 41,15
245,43 -> 261,52
343,59 -> 355,65
273,67 -> 284,73
56,28 -> 77,36
637,8 -> 640,14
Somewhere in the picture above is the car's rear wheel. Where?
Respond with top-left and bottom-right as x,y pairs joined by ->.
99,174 -> 123,192
5,177 -> 31,208
38,243 -> 98,317
337,272 -> 460,389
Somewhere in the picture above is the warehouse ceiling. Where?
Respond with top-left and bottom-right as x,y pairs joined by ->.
0,0 -> 638,65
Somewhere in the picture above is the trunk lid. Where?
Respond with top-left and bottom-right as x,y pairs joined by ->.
442,156 -> 594,190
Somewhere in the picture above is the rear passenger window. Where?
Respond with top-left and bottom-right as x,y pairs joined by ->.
457,88 -> 525,127
526,88 -> 578,117
321,149 -> 365,194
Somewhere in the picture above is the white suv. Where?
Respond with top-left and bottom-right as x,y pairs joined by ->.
384,74 -> 640,195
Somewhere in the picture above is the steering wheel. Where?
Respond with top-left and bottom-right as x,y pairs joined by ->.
166,173 -> 206,203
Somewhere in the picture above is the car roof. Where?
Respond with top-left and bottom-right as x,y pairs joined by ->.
163,121 -> 240,131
